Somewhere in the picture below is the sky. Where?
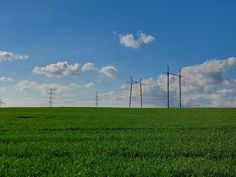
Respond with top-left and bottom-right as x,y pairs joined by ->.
0,0 -> 236,107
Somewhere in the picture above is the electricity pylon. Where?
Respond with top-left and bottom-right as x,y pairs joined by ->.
163,66 -> 183,108
138,78 -> 145,108
48,88 -> 57,107
127,76 -> 144,108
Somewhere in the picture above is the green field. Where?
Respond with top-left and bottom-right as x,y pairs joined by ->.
0,108 -> 235,176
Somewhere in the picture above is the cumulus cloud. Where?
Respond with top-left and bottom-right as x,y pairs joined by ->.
33,61 -> 118,79
181,57 -> 236,86
119,32 -> 155,49
100,66 -> 117,77
0,76 -> 13,82
175,57 -> 236,107
0,51 -> 28,61
33,61 -> 80,77
81,62 -> 96,72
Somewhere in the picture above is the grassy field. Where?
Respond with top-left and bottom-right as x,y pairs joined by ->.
0,108 -> 235,176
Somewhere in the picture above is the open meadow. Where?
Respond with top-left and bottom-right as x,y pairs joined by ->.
0,108 -> 235,176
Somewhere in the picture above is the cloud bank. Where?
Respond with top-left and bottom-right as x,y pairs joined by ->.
33,61 -> 118,78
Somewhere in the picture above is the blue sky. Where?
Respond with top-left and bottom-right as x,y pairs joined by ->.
0,0 -> 236,107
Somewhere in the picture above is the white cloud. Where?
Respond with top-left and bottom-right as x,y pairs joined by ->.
139,33 -> 155,44
16,80 -> 96,97
69,82 -> 95,89
0,87 -> 6,92
119,32 -> 155,49
0,51 -> 28,61
119,34 -> 139,49
0,76 -> 13,82
33,61 -> 80,78
83,82 -> 95,89
181,57 -> 236,86
15,80 -> 71,96
100,66 -> 117,77
33,61 -> 118,79
15,80 -> 36,92
81,62 -> 96,72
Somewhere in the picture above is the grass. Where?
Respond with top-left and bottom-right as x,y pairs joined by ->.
0,108 -> 235,176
